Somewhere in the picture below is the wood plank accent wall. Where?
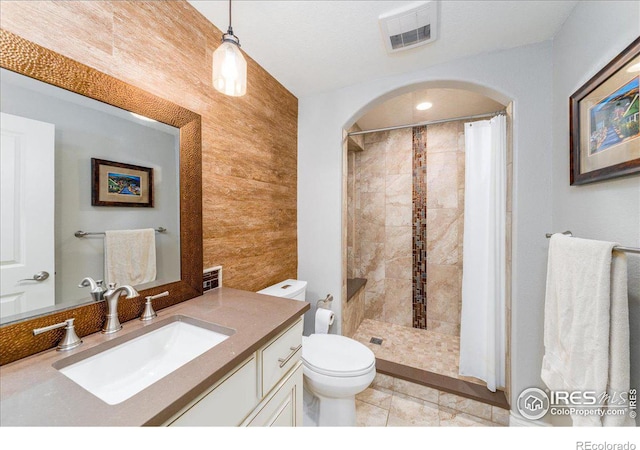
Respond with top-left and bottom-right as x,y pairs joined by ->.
0,0 -> 298,292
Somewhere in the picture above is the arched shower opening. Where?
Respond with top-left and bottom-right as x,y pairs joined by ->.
341,80 -> 514,401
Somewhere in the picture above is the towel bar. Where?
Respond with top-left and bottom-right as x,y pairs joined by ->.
75,227 -> 167,238
545,231 -> 640,254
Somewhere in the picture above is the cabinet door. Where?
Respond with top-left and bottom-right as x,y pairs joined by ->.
247,363 -> 303,427
261,318 -> 302,397
168,356 -> 258,426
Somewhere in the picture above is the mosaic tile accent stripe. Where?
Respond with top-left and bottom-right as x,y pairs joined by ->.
412,126 -> 428,329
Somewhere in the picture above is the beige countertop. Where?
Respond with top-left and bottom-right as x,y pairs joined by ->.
0,287 -> 309,426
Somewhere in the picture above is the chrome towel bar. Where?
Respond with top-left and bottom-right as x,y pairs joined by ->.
74,227 -> 167,238
545,231 -> 640,254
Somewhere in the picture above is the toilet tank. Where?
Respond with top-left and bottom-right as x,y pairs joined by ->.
257,279 -> 307,301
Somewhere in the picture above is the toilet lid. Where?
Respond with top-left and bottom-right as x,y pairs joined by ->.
302,334 -> 375,377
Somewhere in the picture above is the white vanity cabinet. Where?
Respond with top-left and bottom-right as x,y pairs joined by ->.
245,364 -> 303,426
166,317 -> 303,427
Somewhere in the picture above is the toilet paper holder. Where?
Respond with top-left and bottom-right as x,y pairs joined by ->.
316,294 -> 333,309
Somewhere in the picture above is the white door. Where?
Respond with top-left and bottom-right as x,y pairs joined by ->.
1,112 -> 55,319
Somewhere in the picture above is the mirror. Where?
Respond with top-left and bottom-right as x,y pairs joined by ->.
1,68 -> 181,323
0,28 -> 202,360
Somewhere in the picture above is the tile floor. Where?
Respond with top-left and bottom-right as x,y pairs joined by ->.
356,373 -> 509,427
352,318 -> 485,385
351,319 -> 510,426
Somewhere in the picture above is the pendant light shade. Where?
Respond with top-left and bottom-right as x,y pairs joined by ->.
212,0 -> 247,97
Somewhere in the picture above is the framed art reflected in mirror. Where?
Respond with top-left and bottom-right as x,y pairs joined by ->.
92,158 -> 154,207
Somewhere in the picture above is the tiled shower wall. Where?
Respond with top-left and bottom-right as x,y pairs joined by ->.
347,150 -> 357,279
351,129 -> 414,326
347,123 -> 466,335
424,120 -> 466,336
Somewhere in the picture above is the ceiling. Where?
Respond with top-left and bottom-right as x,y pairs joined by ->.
189,0 -> 578,99
355,87 -> 505,130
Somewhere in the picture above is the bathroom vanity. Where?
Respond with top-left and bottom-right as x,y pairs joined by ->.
168,316 -> 304,426
0,287 -> 309,426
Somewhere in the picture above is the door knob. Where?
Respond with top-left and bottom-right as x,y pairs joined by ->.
19,271 -> 50,282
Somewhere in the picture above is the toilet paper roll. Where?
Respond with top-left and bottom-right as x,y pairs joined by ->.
315,308 -> 335,334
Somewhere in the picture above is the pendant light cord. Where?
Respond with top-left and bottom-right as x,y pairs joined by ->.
221,0 -> 240,45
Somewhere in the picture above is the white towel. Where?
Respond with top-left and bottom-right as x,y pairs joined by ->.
603,250 -> 633,426
541,234 -> 633,426
104,229 -> 157,287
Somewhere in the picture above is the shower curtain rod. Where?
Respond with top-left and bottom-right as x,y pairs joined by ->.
347,110 -> 506,137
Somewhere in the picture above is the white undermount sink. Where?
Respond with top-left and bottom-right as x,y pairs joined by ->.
54,315 -> 235,405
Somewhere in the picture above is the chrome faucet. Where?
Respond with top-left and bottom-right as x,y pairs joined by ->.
78,277 -> 106,302
33,318 -> 82,351
102,282 -> 139,334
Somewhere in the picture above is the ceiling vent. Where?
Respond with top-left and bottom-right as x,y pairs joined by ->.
379,1 -> 438,53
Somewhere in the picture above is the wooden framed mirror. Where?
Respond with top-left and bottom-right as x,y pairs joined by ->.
0,29 -> 202,365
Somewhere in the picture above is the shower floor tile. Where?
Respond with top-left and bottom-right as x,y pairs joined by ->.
352,319 -> 485,386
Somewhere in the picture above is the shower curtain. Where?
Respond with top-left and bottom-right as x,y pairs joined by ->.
458,115 -> 506,392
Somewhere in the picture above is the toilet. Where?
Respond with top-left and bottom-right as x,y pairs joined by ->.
257,279 -> 376,426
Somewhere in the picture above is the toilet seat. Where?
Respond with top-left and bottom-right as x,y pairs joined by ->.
302,334 -> 375,377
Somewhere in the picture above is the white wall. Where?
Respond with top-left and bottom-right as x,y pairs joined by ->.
551,0 -> 640,425
298,41 -> 554,409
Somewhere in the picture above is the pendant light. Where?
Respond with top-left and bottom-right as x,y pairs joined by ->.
212,0 -> 247,97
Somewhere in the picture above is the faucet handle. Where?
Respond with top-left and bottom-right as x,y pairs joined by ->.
140,291 -> 168,321
107,282 -> 117,290
33,318 -> 82,351
147,291 -> 169,301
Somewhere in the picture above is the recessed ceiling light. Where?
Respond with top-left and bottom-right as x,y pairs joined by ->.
416,102 -> 433,111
